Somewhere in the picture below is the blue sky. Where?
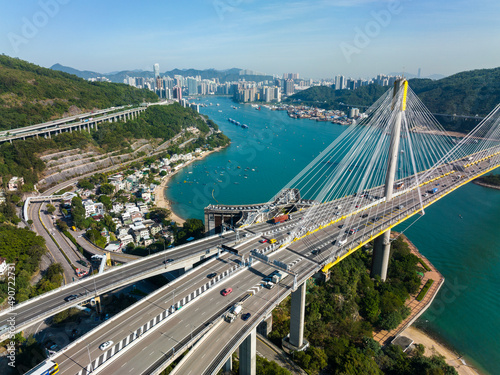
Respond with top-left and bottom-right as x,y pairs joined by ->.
1,0 -> 499,79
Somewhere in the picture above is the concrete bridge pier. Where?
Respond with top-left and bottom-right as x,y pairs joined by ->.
371,230 -> 391,281
222,356 -> 232,374
284,282 -> 308,351
257,313 -> 273,337
239,327 -> 256,375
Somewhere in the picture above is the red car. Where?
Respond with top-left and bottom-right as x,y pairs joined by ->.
222,288 -> 232,296
259,239 -> 268,243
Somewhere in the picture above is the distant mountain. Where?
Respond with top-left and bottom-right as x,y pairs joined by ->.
389,72 -> 447,80
288,67 -> 500,133
50,63 -> 102,80
50,64 -> 274,83
1,56 -> 157,131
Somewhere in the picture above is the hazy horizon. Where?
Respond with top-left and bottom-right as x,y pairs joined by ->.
1,0 -> 499,79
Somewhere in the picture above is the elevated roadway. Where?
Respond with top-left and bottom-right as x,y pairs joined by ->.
14,147 -> 500,374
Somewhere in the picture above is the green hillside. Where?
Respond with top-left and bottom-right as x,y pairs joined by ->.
0,103 -> 228,187
288,67 -> 500,133
0,55 -> 158,131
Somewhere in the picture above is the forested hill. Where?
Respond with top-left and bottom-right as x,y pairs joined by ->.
0,55 -> 158,131
288,67 -> 500,133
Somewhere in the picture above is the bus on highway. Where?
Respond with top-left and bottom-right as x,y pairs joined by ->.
25,360 -> 59,375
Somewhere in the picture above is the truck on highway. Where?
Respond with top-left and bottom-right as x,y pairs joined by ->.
272,214 -> 290,224
269,238 -> 277,244
225,303 -> 243,323
430,187 -> 439,194
272,272 -> 286,284
395,182 -> 404,190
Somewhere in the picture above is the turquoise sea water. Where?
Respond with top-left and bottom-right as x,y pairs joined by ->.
166,97 -> 500,375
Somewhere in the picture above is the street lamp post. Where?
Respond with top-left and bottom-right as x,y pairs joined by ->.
164,240 -> 167,268
87,344 -> 93,373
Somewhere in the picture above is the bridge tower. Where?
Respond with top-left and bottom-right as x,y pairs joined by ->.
371,79 -> 408,281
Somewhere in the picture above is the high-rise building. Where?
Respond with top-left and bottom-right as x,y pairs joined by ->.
153,63 -> 160,78
274,87 -> 281,102
163,77 -> 175,90
284,79 -> 295,96
335,75 -> 346,90
173,86 -> 182,102
187,78 -> 198,96
417,68 -> 421,78
283,73 -> 299,80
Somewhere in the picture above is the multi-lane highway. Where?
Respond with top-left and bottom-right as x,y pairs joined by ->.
0,232 -> 235,334
13,147 -> 500,374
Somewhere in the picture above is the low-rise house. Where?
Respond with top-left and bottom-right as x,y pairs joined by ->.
8,177 -> 23,191
121,212 -> 131,223
142,219 -> 155,228
150,223 -> 162,236
117,227 -> 129,238
108,173 -> 124,182
0,257 -> 7,276
111,202 -> 124,214
109,180 -> 124,193
120,234 -> 134,247
137,203 -> 149,214
131,211 -> 143,221
83,199 -> 96,218
143,238 -> 153,247
94,202 -> 105,216
105,241 -> 122,252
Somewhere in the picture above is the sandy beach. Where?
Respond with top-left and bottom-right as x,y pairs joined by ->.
153,146 -> 226,225
401,326 -> 483,375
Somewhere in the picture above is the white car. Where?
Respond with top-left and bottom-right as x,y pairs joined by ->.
338,237 -> 348,245
99,341 -> 113,350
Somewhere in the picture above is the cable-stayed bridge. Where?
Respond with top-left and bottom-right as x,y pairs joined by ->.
10,81 -> 500,375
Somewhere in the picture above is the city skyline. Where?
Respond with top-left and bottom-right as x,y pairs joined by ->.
1,1 -> 499,79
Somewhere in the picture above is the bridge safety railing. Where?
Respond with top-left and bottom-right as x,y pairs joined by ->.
0,235 -> 225,322
202,273 -> 306,375
72,262 -> 245,375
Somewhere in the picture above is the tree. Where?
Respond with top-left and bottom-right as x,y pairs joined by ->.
77,179 -> 94,190
46,204 -> 56,214
71,197 -> 86,229
56,219 -> 68,232
98,183 -> 115,195
150,208 -> 171,225
98,194 -> 112,210
102,215 -> 116,233
379,310 -> 402,331
86,228 -> 106,248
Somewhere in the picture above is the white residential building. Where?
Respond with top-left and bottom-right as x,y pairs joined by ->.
0,257 -> 7,276
120,234 -> 134,247
8,177 -> 23,191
